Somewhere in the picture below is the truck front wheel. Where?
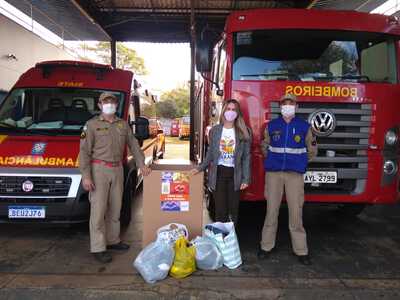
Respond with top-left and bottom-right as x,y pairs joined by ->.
337,204 -> 366,217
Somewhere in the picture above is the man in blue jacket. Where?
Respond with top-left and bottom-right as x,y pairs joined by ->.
258,94 -> 317,265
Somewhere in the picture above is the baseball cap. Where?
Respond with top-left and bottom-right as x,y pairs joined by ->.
99,92 -> 118,103
279,93 -> 297,103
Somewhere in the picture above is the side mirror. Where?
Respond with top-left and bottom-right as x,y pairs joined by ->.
132,116 -> 150,140
196,40 -> 212,73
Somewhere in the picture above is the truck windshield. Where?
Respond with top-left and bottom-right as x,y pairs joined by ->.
0,88 -> 125,134
233,29 -> 398,83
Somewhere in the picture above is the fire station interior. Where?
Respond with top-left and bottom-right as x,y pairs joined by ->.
1,0 -> 400,299
4,0 -> 391,160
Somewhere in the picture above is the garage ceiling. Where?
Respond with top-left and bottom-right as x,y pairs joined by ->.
4,0 -> 390,42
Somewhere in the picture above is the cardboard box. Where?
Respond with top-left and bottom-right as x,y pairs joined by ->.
142,159 -> 204,247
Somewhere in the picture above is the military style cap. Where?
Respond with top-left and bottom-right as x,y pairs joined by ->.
99,92 -> 118,103
280,93 -> 297,103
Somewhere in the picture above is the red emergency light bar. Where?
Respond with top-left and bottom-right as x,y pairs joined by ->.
36,60 -> 112,70
36,60 -> 112,80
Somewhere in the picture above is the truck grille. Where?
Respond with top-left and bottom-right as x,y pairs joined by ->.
0,197 -> 68,203
0,176 -> 72,197
270,102 -> 372,194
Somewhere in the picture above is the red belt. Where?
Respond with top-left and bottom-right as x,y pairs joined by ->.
91,159 -> 121,167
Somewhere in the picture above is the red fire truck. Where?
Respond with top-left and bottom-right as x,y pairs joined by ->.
0,60 -> 164,224
194,8 -> 400,216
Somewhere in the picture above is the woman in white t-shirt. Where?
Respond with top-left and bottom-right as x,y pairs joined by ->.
191,99 -> 251,225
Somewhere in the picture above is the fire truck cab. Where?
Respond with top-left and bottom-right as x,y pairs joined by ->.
0,60 -> 160,224
195,9 -> 400,216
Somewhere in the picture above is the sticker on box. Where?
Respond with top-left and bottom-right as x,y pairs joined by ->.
161,201 -> 190,212
179,201 -> 189,212
160,171 -> 189,203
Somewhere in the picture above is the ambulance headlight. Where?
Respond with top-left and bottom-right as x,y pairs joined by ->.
383,160 -> 397,175
385,130 -> 398,146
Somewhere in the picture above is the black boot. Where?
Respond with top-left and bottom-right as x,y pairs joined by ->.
297,254 -> 312,266
93,251 -> 112,263
257,246 -> 273,260
107,242 -> 130,251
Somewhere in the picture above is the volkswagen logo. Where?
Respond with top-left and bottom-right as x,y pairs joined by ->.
22,180 -> 34,192
308,110 -> 336,136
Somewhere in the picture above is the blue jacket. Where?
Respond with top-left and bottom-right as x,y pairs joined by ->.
264,117 -> 310,174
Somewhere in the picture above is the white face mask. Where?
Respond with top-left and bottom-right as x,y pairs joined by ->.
281,105 -> 295,118
102,103 -> 117,115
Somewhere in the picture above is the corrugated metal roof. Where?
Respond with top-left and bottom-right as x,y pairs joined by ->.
4,0 -> 390,42
87,0 -> 386,12
310,0 -> 387,12
75,0 -> 311,42
5,0 -> 110,41
92,0 -> 307,12
75,0 -> 389,42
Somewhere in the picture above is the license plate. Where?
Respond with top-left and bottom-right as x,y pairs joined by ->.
304,171 -> 337,184
8,206 -> 46,219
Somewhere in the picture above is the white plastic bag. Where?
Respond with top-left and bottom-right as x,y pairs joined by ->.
133,240 -> 174,284
204,222 -> 242,269
156,223 -> 189,246
192,236 -> 223,270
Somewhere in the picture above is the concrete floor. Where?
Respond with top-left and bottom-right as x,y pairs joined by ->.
0,138 -> 400,299
164,137 -> 189,160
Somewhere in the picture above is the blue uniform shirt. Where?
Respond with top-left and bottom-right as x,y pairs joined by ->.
264,116 -> 310,174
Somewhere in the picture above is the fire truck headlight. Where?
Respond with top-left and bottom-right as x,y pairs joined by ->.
385,130 -> 398,146
383,160 -> 397,175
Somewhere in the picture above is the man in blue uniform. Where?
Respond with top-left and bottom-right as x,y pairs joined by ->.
258,94 -> 317,265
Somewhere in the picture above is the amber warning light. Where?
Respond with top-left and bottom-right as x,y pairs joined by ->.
57,81 -> 84,87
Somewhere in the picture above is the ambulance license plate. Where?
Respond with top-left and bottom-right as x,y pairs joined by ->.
8,206 -> 46,219
304,171 -> 337,184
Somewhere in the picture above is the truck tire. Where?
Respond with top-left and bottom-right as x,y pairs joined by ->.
120,172 -> 137,228
206,188 -> 216,221
337,204 -> 366,217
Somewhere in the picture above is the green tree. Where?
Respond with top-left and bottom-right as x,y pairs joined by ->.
141,103 -> 156,118
160,87 -> 189,117
279,42 -> 354,76
78,42 -> 147,74
156,100 -> 178,119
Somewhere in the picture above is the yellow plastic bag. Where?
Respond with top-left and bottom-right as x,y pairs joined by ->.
169,236 -> 196,279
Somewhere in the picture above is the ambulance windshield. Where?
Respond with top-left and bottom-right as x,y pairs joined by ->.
233,29 -> 398,84
0,88 -> 125,134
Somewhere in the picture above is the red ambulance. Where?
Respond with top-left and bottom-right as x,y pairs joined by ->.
0,60 -> 162,224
